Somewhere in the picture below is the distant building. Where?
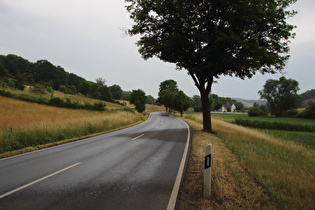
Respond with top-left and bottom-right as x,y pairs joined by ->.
221,103 -> 236,112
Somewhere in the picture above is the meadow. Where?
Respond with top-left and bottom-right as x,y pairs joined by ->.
177,112 -> 315,209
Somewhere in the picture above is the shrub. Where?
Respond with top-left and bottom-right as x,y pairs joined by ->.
48,97 -> 65,107
30,84 -> 46,94
92,102 -> 106,111
248,107 -> 268,117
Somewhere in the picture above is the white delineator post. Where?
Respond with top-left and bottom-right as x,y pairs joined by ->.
204,144 -> 212,198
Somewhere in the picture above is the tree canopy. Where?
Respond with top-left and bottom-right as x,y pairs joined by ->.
130,89 -> 147,113
157,79 -> 191,115
126,0 -> 297,132
258,76 -> 299,117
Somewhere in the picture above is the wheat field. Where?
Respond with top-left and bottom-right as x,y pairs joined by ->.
0,96 -> 143,155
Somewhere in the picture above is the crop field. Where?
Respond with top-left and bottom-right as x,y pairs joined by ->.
178,112 -> 315,209
0,96 -> 146,157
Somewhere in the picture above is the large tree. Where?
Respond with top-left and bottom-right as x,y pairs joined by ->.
258,76 -> 299,117
126,0 -> 296,132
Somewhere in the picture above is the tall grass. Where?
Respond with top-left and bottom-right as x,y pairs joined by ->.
182,112 -> 315,209
0,96 -> 143,154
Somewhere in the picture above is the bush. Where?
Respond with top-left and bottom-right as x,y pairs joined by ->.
30,84 -> 46,94
92,102 -> 106,111
48,97 -> 65,107
248,107 -> 268,117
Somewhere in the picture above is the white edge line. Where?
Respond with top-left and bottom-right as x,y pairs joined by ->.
132,134 -> 144,140
0,162 -> 81,199
167,120 -> 191,210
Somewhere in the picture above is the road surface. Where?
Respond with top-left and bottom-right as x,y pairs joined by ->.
0,112 -> 190,210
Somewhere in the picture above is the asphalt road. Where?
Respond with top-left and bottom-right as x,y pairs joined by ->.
0,112 -> 190,210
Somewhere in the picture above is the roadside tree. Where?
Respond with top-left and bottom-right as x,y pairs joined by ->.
126,0 -> 297,132
157,80 -> 178,112
173,91 -> 191,117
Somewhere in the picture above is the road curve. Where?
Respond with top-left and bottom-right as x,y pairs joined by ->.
0,112 -> 190,210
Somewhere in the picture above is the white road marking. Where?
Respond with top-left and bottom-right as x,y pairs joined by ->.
0,162 -> 81,199
132,134 -> 144,140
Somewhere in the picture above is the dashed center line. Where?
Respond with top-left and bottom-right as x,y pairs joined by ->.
0,162 -> 81,199
132,134 -> 144,140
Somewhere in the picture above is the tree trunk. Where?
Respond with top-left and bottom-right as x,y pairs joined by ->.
200,88 -> 212,132
191,74 -> 213,133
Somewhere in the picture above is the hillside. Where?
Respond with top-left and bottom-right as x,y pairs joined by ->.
299,89 -> 315,107
0,54 -> 123,103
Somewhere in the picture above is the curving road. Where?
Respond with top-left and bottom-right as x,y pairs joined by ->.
0,112 -> 190,210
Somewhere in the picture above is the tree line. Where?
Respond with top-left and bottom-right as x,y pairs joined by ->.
0,54 -> 155,104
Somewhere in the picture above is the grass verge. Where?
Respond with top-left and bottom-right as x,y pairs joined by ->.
177,113 -> 315,209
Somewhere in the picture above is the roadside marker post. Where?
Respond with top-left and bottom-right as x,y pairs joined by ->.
204,144 -> 212,198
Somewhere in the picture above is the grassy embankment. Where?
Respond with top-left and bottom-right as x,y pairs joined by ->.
177,112 -> 315,209
0,90 -> 164,158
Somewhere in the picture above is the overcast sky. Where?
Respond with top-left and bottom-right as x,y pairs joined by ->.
1,0 -> 314,100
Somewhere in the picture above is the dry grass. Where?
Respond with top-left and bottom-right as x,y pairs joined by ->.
0,96 -> 143,156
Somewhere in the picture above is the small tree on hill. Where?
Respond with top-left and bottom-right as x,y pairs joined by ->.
130,89 -> 146,113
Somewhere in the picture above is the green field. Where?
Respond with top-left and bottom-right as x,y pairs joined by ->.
211,113 -> 315,149
212,113 -> 315,125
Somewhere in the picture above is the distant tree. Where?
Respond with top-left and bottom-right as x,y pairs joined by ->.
122,91 -> 132,101
248,105 -> 268,117
89,82 -> 100,99
0,54 -> 32,76
14,73 -> 25,90
59,85 -> 68,93
259,76 -> 299,117
79,81 -> 91,96
96,78 -> 106,86
66,85 -> 77,94
130,89 -> 146,113
191,95 -> 202,108
109,84 -> 123,100
146,95 -> 155,104
173,91 -> 191,116
99,85 -> 113,102
157,80 -> 178,112
0,62 -> 9,78
126,0 -> 297,132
